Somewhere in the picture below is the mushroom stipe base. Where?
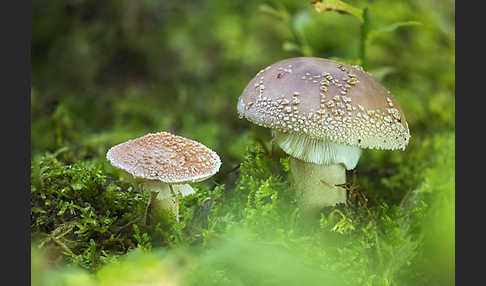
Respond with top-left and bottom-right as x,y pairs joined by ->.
142,181 -> 195,223
290,157 -> 346,215
144,191 -> 158,225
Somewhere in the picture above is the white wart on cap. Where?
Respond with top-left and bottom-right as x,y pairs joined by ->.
237,57 -> 410,169
106,132 -> 221,184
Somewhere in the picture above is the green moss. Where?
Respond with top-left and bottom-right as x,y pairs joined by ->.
31,151 -> 146,270
31,132 -> 453,284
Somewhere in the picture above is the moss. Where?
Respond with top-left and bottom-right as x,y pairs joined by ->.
31,150 -> 145,270
31,131 -> 453,284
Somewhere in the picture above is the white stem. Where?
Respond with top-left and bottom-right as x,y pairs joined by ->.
160,185 -> 179,221
142,181 -> 196,222
290,157 -> 346,216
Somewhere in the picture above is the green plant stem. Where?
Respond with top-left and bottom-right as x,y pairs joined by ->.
359,7 -> 370,69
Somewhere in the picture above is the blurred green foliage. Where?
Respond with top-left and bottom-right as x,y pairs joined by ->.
31,0 -> 454,285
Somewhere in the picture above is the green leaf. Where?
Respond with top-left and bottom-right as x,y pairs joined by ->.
259,3 -> 290,21
372,21 -> 422,33
72,182 -> 85,191
367,21 -> 422,46
289,9 -> 314,56
32,207 -> 47,214
292,9 -> 312,34
312,0 -> 363,22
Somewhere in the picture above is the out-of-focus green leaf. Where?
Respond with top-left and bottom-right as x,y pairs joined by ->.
259,3 -> 290,21
368,21 -> 422,42
289,9 -> 314,56
373,21 -> 422,33
312,0 -> 363,22
292,9 -> 313,33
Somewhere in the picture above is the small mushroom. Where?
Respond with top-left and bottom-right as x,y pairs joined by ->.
106,132 -> 221,222
237,57 -> 410,215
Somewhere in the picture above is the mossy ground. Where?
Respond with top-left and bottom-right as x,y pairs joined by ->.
31,0 -> 454,285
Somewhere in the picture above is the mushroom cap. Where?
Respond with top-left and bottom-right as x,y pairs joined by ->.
237,57 -> 410,151
106,132 -> 221,184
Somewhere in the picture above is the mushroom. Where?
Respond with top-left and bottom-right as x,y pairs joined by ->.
237,57 -> 410,215
106,132 -> 221,222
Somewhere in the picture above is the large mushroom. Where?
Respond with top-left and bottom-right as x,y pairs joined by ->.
106,132 -> 221,222
237,57 -> 410,215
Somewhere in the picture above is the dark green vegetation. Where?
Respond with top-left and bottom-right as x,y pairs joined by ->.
31,0 -> 454,285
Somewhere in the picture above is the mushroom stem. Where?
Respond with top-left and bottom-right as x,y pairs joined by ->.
144,191 -> 158,225
142,181 -> 174,224
158,185 -> 180,221
142,181 -> 178,222
290,157 -> 346,215
142,181 -> 196,222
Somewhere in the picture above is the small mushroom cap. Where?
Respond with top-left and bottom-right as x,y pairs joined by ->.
106,132 -> 221,184
237,57 -> 410,151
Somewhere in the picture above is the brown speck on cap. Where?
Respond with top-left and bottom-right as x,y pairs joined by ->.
237,57 -> 410,151
106,132 -> 221,184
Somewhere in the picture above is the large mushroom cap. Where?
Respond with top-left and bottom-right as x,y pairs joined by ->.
237,57 -> 410,151
106,132 -> 221,184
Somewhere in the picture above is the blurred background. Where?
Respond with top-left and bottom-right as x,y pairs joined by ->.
31,0 -> 454,169
31,0 -> 454,285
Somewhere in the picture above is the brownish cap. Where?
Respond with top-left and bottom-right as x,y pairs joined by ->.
106,132 -> 221,184
237,57 -> 410,150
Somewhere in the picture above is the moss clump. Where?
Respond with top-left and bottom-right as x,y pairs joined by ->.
30,148 -> 229,271
31,150 -> 147,269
